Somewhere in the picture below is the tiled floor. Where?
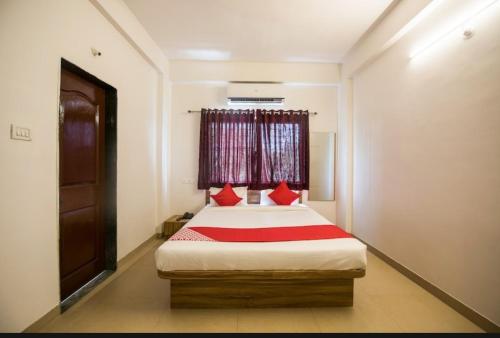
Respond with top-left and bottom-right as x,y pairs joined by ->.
37,239 -> 482,333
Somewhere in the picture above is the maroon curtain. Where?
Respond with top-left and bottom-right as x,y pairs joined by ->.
255,110 -> 309,190
198,109 -> 309,190
197,109 -> 255,189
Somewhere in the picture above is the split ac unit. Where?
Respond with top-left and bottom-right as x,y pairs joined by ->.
227,83 -> 285,105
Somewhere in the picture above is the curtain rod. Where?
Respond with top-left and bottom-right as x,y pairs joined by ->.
187,110 -> 318,115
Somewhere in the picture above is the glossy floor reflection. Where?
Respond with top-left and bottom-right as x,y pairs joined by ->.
38,239 -> 482,333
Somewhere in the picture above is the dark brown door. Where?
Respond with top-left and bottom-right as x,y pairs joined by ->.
59,68 -> 106,300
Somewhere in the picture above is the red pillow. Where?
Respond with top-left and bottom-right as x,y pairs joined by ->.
268,181 -> 300,205
210,183 -> 243,206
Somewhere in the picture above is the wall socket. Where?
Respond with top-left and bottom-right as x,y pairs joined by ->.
10,124 -> 32,141
182,178 -> 195,184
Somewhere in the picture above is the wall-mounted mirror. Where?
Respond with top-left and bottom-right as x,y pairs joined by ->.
309,132 -> 335,201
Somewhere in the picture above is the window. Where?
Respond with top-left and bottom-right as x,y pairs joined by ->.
198,109 -> 309,190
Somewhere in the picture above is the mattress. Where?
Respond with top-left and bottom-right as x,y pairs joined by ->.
155,205 -> 367,271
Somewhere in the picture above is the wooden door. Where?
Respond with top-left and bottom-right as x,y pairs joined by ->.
59,68 -> 106,300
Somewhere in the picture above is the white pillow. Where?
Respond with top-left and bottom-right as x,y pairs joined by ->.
209,186 -> 248,206
260,189 -> 300,206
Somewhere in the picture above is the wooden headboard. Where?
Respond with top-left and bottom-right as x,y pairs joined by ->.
205,190 -> 302,205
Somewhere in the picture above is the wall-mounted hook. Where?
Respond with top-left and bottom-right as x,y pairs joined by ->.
91,47 -> 102,57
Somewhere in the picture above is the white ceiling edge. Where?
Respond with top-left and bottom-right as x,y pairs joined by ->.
170,80 -> 341,86
168,57 -> 343,64
168,59 -> 341,84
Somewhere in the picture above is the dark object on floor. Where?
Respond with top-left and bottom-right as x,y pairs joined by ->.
177,212 -> 194,221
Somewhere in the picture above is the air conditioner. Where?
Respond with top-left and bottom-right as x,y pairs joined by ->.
227,83 -> 285,105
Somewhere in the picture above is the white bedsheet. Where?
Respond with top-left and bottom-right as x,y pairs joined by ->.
155,205 -> 367,271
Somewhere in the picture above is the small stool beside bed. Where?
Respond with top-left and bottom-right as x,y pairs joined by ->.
156,189 -> 367,308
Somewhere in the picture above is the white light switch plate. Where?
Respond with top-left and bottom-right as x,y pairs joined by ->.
10,124 -> 32,141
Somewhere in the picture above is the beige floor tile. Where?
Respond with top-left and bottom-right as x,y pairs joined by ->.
154,308 -> 238,333
97,266 -> 170,303
419,295 -> 483,333
36,243 -> 483,333
357,254 -> 429,298
312,289 -> 402,333
39,306 -> 85,333
368,295 -> 482,333
236,308 -> 320,333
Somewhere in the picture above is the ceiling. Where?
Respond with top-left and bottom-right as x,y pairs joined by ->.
124,0 -> 394,63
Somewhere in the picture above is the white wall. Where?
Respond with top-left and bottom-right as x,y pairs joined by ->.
351,0 -> 500,326
169,60 -> 340,222
337,0 -> 433,231
0,0 -> 164,332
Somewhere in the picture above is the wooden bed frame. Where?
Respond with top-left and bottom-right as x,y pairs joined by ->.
159,269 -> 365,308
157,189 -> 366,308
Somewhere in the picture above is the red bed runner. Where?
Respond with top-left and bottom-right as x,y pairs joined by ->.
180,225 -> 352,242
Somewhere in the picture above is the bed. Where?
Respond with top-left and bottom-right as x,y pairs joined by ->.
156,191 -> 367,308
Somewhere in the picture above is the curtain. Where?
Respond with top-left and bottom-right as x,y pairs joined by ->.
197,109 -> 255,189
198,109 -> 309,190
255,110 -> 309,190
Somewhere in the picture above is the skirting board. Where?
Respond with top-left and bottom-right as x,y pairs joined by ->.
358,237 -> 500,333
23,234 -> 158,333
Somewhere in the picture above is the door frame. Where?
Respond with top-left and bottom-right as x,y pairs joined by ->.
58,58 -> 117,310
